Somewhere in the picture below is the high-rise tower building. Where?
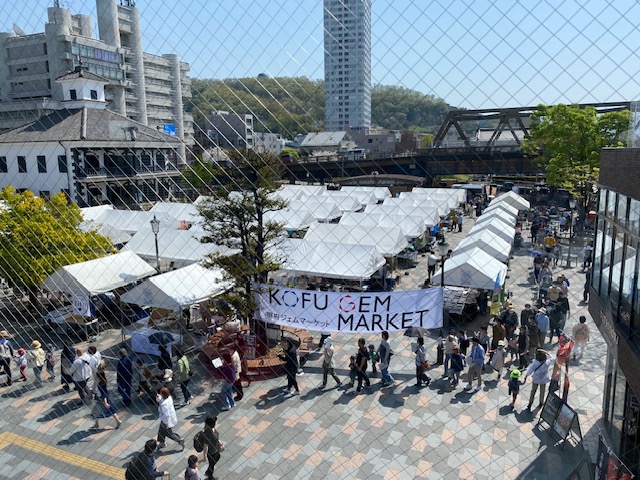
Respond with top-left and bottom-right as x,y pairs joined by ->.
323,0 -> 371,131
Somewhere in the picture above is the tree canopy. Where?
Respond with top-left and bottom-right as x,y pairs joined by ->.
522,104 -> 630,199
187,77 -> 453,137
197,150 -> 287,352
0,188 -> 113,296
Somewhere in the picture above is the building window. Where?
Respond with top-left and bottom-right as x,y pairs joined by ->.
90,89 -> 98,100
70,89 -> 77,100
37,155 -> 47,173
18,156 -> 26,173
57,155 -> 68,173
0,156 -> 6,173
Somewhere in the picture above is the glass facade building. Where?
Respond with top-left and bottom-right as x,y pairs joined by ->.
589,148 -> 640,475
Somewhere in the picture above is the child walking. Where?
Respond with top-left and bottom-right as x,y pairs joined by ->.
184,454 -> 201,480
45,344 -> 56,381
368,345 -> 378,375
508,368 -> 522,407
348,355 -> 357,386
16,348 -> 27,381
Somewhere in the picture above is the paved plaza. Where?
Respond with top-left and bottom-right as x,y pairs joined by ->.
0,217 -> 608,479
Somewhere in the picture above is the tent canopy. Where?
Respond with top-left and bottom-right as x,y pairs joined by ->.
288,200 -> 342,222
42,251 -> 156,296
340,186 -> 391,202
122,228 -> 237,266
468,221 -> 515,244
277,240 -> 385,281
455,229 -> 512,264
120,264 -> 232,310
340,211 -> 426,239
264,209 -> 317,231
484,201 -> 519,217
304,222 -> 408,256
433,248 -> 508,290
299,194 -> 361,213
80,220 -> 132,245
492,191 -> 530,211
323,189 -> 377,206
476,209 -> 517,228
365,204 -> 439,228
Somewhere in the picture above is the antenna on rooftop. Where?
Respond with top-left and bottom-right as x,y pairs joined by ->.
12,24 -> 25,36
53,0 -> 61,7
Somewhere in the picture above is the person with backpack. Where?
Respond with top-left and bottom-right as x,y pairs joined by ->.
200,415 -> 224,480
0,330 -> 14,386
125,439 -> 168,480
367,344 -> 378,375
354,337 -> 371,394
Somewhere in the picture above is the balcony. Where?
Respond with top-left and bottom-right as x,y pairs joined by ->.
77,163 -> 183,179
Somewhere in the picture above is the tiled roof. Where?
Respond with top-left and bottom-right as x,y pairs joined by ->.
300,131 -> 347,147
0,108 -> 182,144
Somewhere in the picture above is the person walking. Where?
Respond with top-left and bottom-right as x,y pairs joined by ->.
125,439 -> 168,480
45,343 -> 56,381
219,352 -> 236,410
457,214 -> 463,232
0,330 -> 15,386
156,386 -> 185,450
16,348 -> 27,381
28,340 -> 45,387
117,348 -> 133,407
427,251 -> 438,280
87,346 -> 102,398
320,337 -> 342,389
449,346 -> 465,387
60,345 -> 75,390
91,370 -> 122,430
354,338 -> 371,394
464,337 -> 485,392
71,348 -> 93,405
572,316 -> 591,360
231,346 -> 243,401
176,347 -> 193,405
184,455 -> 202,480
279,338 -> 300,396
583,270 -> 591,303
443,333 -> 458,377
535,308 -> 550,348
201,415 -> 224,480
377,331 -> 394,386
158,344 -> 172,372
414,336 -> 431,388
508,368 -> 522,408
489,340 -> 506,380
523,349 -> 552,411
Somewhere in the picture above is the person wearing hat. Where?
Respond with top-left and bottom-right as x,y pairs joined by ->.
0,330 -> 15,386
489,340 -> 506,380
508,368 -> 522,407
27,340 -> 46,387
534,308 -> 550,348
501,305 -> 518,339
16,348 -> 28,381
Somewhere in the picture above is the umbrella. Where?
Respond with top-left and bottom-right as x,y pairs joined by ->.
404,326 -> 429,337
529,249 -> 544,256
148,331 -> 176,345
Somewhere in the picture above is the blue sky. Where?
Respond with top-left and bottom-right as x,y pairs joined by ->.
5,0 -> 640,109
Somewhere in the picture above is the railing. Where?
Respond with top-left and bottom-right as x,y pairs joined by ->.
77,164 -> 183,178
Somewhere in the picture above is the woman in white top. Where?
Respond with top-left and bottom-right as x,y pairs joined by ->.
523,349 -> 552,410
156,386 -> 185,450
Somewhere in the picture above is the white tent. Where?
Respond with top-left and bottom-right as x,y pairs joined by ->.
149,202 -> 201,226
455,229 -> 512,264
433,248 -> 508,290
398,192 -> 458,212
80,205 -> 114,222
339,212 -> 382,228
492,191 -> 530,211
122,228 -> 237,266
340,186 -> 391,202
411,187 -> 467,204
340,212 -> 426,240
323,189 -> 377,206
365,204 -> 439,228
42,252 -> 156,296
288,200 -> 342,222
278,240 -> 385,281
304,222 -> 408,256
468,221 -> 515,244
264,209 -> 317,231
271,184 -> 326,202
80,220 -> 132,245
476,209 -> 517,228
484,201 -> 519,217
299,194 -> 361,213
120,264 -> 232,310
86,209 -> 180,235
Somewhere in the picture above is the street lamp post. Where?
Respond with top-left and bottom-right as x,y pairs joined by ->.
565,199 -> 577,267
150,214 -> 160,272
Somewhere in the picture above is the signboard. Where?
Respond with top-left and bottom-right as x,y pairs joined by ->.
595,435 -> 634,480
71,294 -> 92,317
553,403 -> 577,439
244,335 -> 256,360
163,124 -> 176,136
256,286 -> 443,333
539,392 -> 563,427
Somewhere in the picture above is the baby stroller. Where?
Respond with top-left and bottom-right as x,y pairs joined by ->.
514,231 -> 523,248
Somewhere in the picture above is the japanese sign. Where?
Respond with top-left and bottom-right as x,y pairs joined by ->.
256,286 -> 444,333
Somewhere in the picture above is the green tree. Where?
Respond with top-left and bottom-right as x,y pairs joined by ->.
522,104 -> 630,212
419,134 -> 435,149
197,150 -> 287,353
0,188 -> 113,304
280,147 -> 299,159
182,157 -> 216,195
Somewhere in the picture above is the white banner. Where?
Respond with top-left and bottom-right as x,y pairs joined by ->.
257,286 -> 443,333
71,294 -> 92,317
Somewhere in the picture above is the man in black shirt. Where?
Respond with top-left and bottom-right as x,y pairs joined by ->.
202,415 -> 223,480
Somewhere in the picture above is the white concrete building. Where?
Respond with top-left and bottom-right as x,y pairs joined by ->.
0,67 -> 183,208
323,0 -> 372,131
0,0 -> 192,161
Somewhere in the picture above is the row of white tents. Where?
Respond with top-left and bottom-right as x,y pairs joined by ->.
433,191 -> 530,290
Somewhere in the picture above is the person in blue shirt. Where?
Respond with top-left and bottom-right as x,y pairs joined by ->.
464,337 -> 486,392
534,308 -> 550,348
